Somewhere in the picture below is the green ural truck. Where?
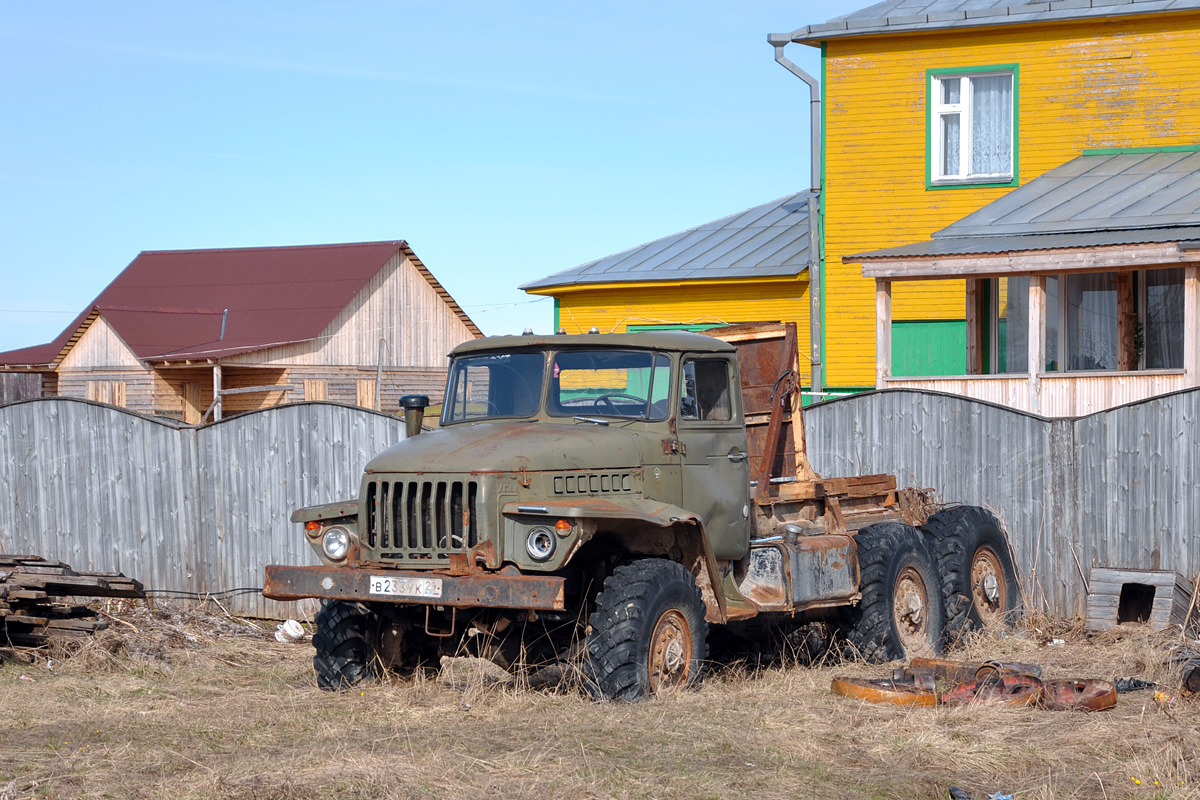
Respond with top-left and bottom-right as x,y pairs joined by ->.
263,323 -> 1020,700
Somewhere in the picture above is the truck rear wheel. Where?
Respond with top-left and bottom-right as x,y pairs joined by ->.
312,600 -> 380,690
586,559 -> 709,701
842,523 -> 945,663
923,506 -> 1020,640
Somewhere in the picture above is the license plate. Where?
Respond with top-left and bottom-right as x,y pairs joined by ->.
368,575 -> 443,599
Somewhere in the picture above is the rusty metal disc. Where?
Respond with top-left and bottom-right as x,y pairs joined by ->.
940,674 -> 1043,707
1040,679 -> 1117,712
831,676 -> 938,707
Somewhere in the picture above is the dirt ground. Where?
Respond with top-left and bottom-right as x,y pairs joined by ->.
2,602 -> 1199,800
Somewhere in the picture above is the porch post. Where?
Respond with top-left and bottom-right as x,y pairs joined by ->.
1027,276 -> 1046,414
1186,265 -> 1200,387
876,278 -> 892,390
1116,272 -> 1136,371
213,364 -> 223,422
965,278 -> 983,374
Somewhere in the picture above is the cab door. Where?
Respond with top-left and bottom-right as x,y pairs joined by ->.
676,354 -> 751,560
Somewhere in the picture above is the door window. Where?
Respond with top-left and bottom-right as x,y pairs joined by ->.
680,359 -> 732,421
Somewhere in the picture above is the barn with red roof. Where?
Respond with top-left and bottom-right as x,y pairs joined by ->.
0,240 -> 481,422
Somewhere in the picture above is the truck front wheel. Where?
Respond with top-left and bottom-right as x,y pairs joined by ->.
842,523 -> 945,663
586,559 -> 709,701
312,600 -> 381,690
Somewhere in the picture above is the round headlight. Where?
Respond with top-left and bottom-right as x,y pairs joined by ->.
322,526 -> 350,561
526,526 -> 555,562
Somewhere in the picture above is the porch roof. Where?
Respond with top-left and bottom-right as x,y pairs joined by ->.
850,149 -> 1200,276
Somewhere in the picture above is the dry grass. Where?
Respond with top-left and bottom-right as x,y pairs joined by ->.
2,604 -> 1200,800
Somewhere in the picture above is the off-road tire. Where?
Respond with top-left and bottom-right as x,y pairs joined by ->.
842,522 -> 945,663
586,558 -> 709,701
312,600 -> 380,691
923,505 -> 1021,642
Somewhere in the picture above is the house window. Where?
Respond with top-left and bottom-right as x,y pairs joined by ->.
356,379 -> 377,409
303,379 -> 327,401
87,380 -> 127,407
986,277 -> 1028,374
1142,267 -> 1185,369
1038,269 -> 1184,372
929,68 -> 1016,186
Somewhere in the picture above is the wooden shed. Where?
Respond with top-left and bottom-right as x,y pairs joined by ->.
0,241 -> 481,422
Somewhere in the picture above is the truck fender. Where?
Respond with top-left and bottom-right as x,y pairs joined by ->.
290,499 -> 358,525
503,498 -> 730,625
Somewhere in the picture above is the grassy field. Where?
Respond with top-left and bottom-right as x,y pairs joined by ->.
2,604 -> 1199,800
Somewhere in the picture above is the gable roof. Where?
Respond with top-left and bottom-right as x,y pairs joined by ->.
851,148 -> 1200,260
773,0 -> 1200,45
0,240 -> 481,367
521,193 -> 814,292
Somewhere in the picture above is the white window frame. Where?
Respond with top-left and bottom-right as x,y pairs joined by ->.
930,69 -> 1016,185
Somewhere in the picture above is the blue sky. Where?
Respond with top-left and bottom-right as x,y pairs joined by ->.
0,1 -> 863,352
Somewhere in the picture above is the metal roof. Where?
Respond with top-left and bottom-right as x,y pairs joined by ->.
772,0 -> 1200,45
520,193 -> 813,292
0,241 -> 481,367
452,330 -> 734,355
852,149 -> 1200,259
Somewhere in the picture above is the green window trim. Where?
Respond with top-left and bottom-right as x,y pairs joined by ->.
1082,144 -> 1200,156
625,323 -> 722,333
926,63 -> 1020,191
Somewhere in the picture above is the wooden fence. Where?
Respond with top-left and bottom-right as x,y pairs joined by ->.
2,389 -> 1196,618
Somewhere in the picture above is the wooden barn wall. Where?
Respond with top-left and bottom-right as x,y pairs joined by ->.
57,315 -> 142,370
55,371 -> 158,416
225,252 -> 477,369
2,390 -> 1197,619
0,373 -> 42,405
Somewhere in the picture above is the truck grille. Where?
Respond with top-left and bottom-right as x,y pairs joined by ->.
364,479 -> 479,559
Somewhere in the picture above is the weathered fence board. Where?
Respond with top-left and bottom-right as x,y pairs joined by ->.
2,388 -> 1197,619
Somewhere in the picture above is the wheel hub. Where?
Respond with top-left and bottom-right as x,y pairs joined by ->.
970,546 -> 1008,627
893,566 -> 933,656
648,609 -> 693,694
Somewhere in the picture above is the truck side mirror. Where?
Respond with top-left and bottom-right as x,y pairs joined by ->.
399,394 -> 430,437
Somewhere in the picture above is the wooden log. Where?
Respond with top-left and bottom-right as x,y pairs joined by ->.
44,617 -> 108,632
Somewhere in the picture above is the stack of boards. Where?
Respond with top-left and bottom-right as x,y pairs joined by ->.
0,554 -> 145,647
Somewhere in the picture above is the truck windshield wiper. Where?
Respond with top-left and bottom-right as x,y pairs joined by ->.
573,416 -> 610,426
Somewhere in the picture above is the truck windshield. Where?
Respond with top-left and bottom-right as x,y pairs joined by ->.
443,352 -> 545,423
548,350 -> 671,420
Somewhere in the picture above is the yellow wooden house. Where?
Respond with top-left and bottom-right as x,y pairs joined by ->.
772,0 -> 1200,397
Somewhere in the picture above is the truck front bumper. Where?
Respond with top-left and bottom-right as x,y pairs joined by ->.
262,565 -> 566,611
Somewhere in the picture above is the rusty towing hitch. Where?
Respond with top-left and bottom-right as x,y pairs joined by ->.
262,564 -> 567,611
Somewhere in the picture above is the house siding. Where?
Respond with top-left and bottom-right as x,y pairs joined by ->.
823,11 -> 1200,388
553,279 -> 812,356
58,316 -> 142,369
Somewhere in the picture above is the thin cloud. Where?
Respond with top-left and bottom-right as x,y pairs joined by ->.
2,30 -> 654,107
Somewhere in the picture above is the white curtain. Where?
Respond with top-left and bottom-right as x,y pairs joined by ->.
1066,273 -> 1117,371
1144,268 -> 1184,369
970,75 -> 1012,176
